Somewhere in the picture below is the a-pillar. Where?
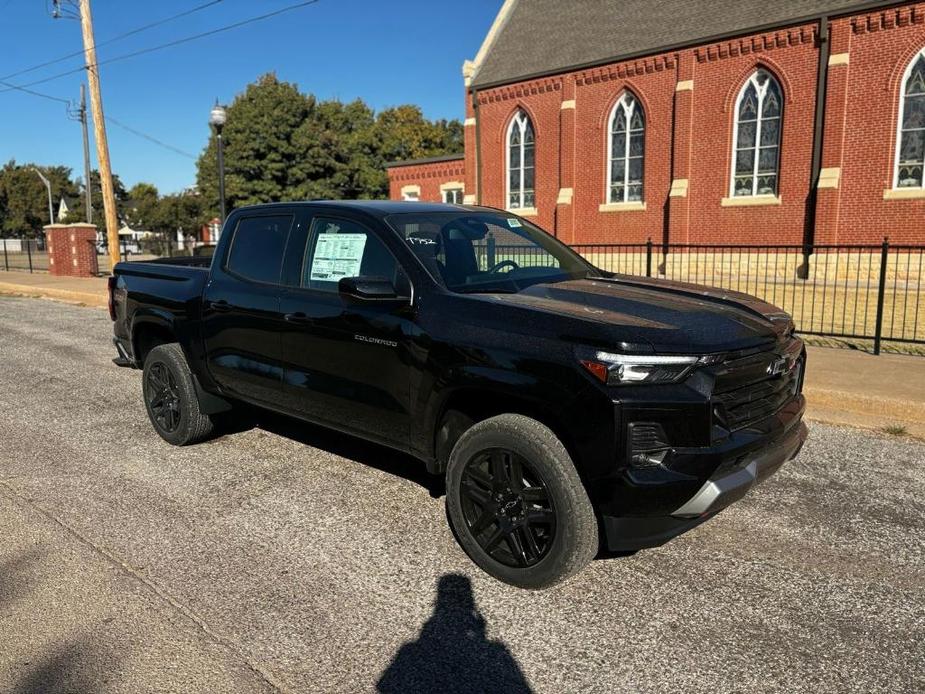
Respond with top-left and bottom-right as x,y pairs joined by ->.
45,223 -> 100,277
813,20 -> 852,245
667,52 -> 696,249
556,76 -> 577,242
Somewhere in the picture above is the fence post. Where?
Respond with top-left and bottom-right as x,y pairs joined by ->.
873,236 -> 890,356
2,239 -> 7,271
26,238 -> 33,273
487,232 -> 496,269
645,237 -> 653,277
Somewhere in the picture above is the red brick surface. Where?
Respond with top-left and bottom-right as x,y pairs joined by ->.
45,224 -> 99,277
388,2 -> 925,246
387,157 -> 465,202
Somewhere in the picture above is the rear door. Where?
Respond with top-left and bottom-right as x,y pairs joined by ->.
278,211 -> 415,447
201,210 -> 298,404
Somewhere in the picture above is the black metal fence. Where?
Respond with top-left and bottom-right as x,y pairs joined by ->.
3,233 -> 923,353
1,238 -> 148,276
477,237 -> 924,354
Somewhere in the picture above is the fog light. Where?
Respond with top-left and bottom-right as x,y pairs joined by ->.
628,422 -> 670,468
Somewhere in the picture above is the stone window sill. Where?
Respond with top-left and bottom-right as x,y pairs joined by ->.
883,188 -> 925,200
598,201 -> 646,213
720,195 -> 782,207
506,207 -> 538,217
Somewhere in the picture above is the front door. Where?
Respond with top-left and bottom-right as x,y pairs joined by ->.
201,211 -> 297,404
278,213 -> 415,447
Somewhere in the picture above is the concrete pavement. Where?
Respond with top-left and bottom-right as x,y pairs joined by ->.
0,271 -> 108,308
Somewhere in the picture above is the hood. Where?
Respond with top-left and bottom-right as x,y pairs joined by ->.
483,276 -> 790,354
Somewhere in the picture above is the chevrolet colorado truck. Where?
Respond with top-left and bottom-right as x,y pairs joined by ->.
110,201 -> 807,588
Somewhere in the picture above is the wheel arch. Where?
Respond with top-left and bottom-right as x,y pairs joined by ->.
131,310 -> 178,366
430,385 -> 582,477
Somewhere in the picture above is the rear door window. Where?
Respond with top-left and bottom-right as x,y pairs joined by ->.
225,214 -> 293,284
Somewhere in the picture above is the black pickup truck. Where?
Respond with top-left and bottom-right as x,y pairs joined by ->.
110,201 -> 807,588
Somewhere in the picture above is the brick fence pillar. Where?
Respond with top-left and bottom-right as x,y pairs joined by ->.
44,223 -> 99,277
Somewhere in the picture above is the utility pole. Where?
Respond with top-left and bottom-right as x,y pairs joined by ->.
76,0 -> 120,270
68,84 -> 94,224
79,84 -> 93,224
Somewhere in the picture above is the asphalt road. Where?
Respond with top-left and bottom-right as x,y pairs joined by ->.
0,296 -> 923,694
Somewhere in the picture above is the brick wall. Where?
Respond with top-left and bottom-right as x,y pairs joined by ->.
389,2 -> 925,248
387,157 -> 466,202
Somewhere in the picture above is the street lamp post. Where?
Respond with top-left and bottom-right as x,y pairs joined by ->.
209,100 -> 227,230
31,168 -> 55,225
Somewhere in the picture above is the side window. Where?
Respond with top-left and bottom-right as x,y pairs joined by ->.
302,217 -> 404,292
225,214 -> 293,284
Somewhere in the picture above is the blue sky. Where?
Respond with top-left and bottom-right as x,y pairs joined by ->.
0,0 -> 498,193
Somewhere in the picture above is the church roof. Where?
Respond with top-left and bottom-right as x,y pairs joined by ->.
470,0 -> 896,88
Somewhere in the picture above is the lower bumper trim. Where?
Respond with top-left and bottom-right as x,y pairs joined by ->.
672,421 -> 807,518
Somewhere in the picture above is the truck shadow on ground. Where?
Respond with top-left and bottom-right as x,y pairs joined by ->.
212,407 -> 637,562
376,573 -> 533,693
212,406 -> 446,497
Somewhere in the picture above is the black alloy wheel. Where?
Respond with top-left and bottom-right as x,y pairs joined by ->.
459,448 -> 557,568
144,361 -> 182,433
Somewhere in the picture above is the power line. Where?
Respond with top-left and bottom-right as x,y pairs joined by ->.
0,78 -> 70,105
105,116 -> 197,159
0,0 -> 322,94
0,0 -> 226,82
0,77 -> 197,160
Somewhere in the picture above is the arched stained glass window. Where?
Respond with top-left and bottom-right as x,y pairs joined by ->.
506,111 -> 535,209
896,52 -> 925,189
607,93 -> 645,203
731,69 -> 783,197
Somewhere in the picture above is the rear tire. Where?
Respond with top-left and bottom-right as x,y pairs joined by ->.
142,343 -> 214,446
445,414 -> 598,589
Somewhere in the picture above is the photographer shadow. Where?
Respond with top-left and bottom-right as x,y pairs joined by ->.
377,573 -> 533,693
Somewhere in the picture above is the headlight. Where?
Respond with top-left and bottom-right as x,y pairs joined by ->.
580,351 -> 702,386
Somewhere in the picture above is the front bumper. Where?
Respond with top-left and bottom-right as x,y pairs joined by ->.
601,407 -> 807,551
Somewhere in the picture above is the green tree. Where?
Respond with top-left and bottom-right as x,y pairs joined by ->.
196,73 -> 464,214
68,169 -> 128,225
0,160 -> 79,237
123,182 -> 160,230
197,73 -> 311,214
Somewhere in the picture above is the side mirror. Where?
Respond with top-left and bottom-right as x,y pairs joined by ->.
338,276 -> 405,301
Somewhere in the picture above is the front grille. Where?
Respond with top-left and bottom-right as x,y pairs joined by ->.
712,344 -> 803,431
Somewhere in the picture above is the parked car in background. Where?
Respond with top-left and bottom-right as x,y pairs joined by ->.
109,201 -> 807,588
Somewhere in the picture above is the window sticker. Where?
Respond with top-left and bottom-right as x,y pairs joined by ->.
506,218 -> 523,228
310,233 -> 368,282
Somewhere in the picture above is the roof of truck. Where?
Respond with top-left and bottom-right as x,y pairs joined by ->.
232,200 -> 483,217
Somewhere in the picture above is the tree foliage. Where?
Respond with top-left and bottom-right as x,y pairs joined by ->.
0,160 -> 78,237
196,73 -> 463,217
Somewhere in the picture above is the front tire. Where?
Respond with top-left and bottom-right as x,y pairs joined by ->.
142,343 -> 214,446
446,414 -> 598,589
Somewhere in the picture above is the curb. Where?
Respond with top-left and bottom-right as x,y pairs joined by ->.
804,386 -> 925,439
0,281 -> 107,309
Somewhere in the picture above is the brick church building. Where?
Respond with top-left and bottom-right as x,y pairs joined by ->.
387,0 -> 925,246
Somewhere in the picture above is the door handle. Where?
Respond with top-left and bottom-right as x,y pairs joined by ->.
209,300 -> 232,312
284,312 -> 314,325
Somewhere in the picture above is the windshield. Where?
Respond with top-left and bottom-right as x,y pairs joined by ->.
384,211 -> 600,294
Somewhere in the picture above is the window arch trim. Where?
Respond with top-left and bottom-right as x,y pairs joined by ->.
729,69 -> 783,199
505,109 -> 535,211
893,48 -> 925,190
605,91 -> 645,204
